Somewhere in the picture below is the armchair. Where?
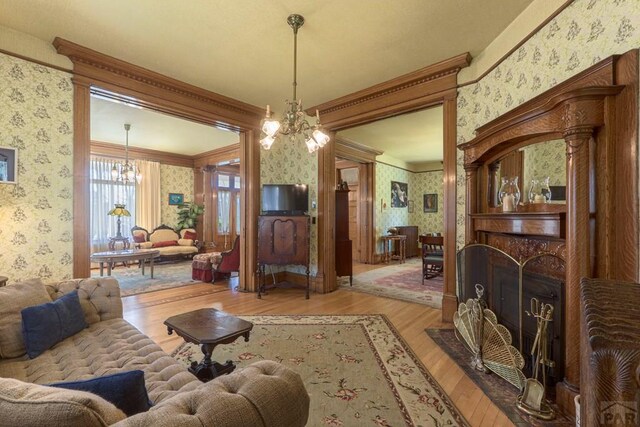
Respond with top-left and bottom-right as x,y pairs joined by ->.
213,235 -> 240,282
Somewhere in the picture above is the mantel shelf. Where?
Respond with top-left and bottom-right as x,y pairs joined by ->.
470,212 -> 566,238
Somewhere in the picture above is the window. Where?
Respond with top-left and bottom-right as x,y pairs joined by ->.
90,157 -> 136,251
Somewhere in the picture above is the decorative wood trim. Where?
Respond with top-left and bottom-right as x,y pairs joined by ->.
442,96 -> 458,322
458,0 -> 575,87
90,141 -> 195,168
335,137 -> 384,162
56,39 -> 261,288
72,79 -> 91,279
193,144 -> 241,168
309,53 -> 470,130
53,38 -> 264,129
318,131 -> 337,293
314,53 -> 468,309
471,212 -> 566,238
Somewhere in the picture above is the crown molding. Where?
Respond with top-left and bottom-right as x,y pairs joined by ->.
53,37 -> 263,129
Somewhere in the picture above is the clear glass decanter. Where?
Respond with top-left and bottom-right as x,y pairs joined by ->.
498,176 -> 520,212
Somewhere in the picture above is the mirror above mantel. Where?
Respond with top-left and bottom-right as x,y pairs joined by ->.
488,139 -> 567,212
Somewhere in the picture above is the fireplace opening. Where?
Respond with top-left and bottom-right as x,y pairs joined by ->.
457,244 -> 565,390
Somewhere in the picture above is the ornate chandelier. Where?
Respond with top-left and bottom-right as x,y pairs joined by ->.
260,14 -> 330,154
111,123 -> 141,183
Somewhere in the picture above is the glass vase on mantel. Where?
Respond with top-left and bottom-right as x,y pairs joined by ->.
498,176 -> 520,212
528,177 -> 552,204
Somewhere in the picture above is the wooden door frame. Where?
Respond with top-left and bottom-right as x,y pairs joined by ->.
309,53 -> 471,322
335,138 -> 382,264
53,38 -> 262,292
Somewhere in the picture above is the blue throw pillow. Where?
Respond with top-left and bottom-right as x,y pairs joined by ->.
49,370 -> 152,416
21,290 -> 87,358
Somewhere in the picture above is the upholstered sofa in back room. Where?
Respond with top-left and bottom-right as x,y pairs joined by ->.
131,225 -> 200,260
0,277 -> 309,426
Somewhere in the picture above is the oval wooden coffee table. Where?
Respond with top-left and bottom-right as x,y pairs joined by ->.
164,308 -> 253,382
90,249 -> 160,278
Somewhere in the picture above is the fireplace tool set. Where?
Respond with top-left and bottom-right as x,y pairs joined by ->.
516,298 -> 555,420
454,287 -> 556,421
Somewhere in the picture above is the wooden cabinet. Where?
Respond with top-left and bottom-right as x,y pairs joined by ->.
395,225 -> 418,258
257,215 -> 310,298
335,190 -> 353,284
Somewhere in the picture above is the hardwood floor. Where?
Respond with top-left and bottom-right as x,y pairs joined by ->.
122,277 -> 514,427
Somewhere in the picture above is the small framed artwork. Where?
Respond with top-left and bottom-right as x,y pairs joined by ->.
408,200 -> 414,213
423,193 -> 438,213
391,181 -> 408,208
0,146 -> 18,184
168,193 -> 184,205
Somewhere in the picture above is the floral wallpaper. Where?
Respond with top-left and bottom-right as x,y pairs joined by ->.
0,53 -> 74,283
375,163 -> 410,252
160,164 -> 194,229
260,138 -> 318,275
456,0 -> 640,249
410,170 -> 444,235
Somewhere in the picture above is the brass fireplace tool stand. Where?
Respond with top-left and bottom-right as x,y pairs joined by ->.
516,298 -> 555,420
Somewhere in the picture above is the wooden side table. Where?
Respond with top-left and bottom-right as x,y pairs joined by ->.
108,236 -> 130,250
165,308 -> 253,382
381,235 -> 406,264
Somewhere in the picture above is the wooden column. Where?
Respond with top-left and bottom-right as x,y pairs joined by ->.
239,130 -> 260,293
318,131 -> 337,293
557,126 -> 593,413
441,96 -> 458,322
464,163 -> 479,243
72,77 -> 91,279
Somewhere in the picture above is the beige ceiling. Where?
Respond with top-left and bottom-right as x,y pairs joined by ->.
338,107 -> 443,164
1,0 -> 533,110
90,96 -> 238,155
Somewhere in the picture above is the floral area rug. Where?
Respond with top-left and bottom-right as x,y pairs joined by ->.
340,258 -> 443,308
172,314 -> 468,427
91,260 -> 225,297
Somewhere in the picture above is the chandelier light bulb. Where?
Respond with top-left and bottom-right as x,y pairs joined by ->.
312,129 -> 330,148
260,135 -> 276,150
305,136 -> 319,153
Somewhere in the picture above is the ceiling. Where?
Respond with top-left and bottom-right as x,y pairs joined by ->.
3,0 -> 534,160
338,107 -> 443,164
90,95 -> 238,155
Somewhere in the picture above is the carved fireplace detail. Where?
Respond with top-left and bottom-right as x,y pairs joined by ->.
458,50 -> 639,417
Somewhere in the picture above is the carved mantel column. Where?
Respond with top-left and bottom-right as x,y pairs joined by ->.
558,124 -> 594,410
464,162 -> 480,243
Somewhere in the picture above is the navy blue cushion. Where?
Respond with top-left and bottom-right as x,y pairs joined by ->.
21,290 -> 87,358
49,370 -> 152,416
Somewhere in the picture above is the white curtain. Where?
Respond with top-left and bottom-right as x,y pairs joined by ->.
90,157 -> 136,252
218,190 -> 231,234
135,159 -> 161,230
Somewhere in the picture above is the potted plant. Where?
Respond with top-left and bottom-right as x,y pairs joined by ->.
176,202 -> 205,230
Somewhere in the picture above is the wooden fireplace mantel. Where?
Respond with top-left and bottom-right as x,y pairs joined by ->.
459,49 -> 639,417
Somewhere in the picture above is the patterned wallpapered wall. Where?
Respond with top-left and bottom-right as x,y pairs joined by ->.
410,170 -> 444,235
159,164 -> 194,229
260,138 -> 318,275
0,53 -> 74,283
456,0 -> 640,249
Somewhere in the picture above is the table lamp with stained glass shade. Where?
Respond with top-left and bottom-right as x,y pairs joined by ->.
108,204 -> 130,238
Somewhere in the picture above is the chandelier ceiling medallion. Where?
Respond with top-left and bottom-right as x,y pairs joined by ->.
111,123 -> 141,183
260,14 -> 330,154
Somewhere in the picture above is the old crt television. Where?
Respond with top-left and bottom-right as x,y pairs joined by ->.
261,184 -> 308,215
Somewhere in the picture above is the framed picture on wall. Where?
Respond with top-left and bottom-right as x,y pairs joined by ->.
168,193 -> 184,205
423,193 -> 438,213
0,146 -> 18,184
391,181 -> 408,207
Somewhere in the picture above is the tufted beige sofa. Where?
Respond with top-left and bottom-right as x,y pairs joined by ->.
0,277 -> 309,426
